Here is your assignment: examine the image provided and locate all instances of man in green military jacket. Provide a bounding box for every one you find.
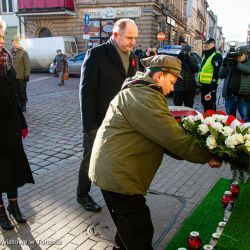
[89,55,221,250]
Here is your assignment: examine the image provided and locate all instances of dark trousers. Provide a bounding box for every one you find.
[225,95,250,122]
[17,80,27,107]
[101,190,154,250]
[77,131,97,199]
[173,91,196,108]
[201,85,217,111]
[0,189,18,205]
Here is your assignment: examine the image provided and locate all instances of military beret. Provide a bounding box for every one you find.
[140,55,182,79]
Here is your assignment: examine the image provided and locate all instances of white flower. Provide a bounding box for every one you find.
[244,133,250,141]
[225,136,237,149]
[193,115,202,122]
[234,133,244,144]
[211,121,224,132]
[182,116,195,123]
[206,135,217,150]
[204,117,215,125]
[222,126,234,137]
[198,124,209,135]
[225,133,244,149]
[212,114,227,124]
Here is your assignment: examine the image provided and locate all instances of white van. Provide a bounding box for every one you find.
[20,36,78,71]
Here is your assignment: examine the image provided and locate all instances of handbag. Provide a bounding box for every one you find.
[63,71,69,80]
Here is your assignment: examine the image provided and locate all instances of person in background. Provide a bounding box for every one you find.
[197,38,222,111]
[219,46,250,122]
[173,45,199,108]
[134,45,144,71]
[0,16,34,231]
[89,55,222,249]
[144,44,157,58]
[77,18,138,212]
[10,36,30,112]
[53,49,68,86]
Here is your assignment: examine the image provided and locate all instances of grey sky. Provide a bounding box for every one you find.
[206,0,249,42]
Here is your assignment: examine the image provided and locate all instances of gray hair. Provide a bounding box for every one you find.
[113,18,136,34]
[0,16,6,31]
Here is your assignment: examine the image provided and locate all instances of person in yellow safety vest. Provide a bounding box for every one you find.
[197,38,222,111]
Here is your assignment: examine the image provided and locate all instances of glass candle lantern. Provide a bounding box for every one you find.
[222,191,233,208]
[230,181,240,198]
[187,231,202,250]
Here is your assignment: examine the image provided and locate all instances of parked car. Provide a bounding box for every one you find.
[49,52,86,76]
[157,45,202,65]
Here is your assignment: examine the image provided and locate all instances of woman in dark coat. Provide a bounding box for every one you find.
[0,17,34,230]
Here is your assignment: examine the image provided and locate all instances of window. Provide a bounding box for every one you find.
[71,42,77,54]
[1,0,14,13]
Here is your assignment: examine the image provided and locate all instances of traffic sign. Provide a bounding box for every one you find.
[84,24,90,34]
[84,14,90,25]
[157,32,166,41]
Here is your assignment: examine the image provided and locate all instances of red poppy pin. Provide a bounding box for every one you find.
[131,57,136,68]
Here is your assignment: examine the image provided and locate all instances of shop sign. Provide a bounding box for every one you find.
[81,7,141,19]
[103,25,113,33]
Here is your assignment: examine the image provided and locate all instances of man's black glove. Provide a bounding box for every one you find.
[24,76,29,82]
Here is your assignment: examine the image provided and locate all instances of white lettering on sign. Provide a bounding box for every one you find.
[80,7,141,19]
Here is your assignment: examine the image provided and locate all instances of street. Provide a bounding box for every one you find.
[24,73,83,173]
[0,73,232,250]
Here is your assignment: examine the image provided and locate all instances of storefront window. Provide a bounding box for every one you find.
[88,19,115,47]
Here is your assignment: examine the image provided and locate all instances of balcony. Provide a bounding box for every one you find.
[17,0,75,16]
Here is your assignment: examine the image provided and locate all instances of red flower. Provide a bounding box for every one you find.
[204,110,216,117]
[216,110,226,115]
[131,57,136,68]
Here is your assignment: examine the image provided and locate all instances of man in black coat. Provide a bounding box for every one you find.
[77,18,138,212]
[173,45,199,108]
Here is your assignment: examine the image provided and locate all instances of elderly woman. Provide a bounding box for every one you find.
[0,17,34,230]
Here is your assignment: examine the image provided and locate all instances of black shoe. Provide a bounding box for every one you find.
[0,206,14,230]
[7,200,27,224]
[77,195,102,212]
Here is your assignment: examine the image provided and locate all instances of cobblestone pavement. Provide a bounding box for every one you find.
[0,73,233,250]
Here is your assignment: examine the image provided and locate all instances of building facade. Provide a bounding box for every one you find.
[16,0,223,54]
[1,0,24,49]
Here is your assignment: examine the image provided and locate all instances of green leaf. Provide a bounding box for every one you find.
[236,126,241,134]
[242,127,249,136]
[208,126,218,139]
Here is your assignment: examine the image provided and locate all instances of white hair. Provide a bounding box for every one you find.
[0,16,6,31]
[113,18,136,34]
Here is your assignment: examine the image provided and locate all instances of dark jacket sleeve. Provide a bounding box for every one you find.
[187,55,199,73]
[219,63,230,79]
[79,49,99,132]
[211,52,223,83]
[236,60,250,74]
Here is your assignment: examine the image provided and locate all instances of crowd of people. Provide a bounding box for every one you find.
[1,14,250,249]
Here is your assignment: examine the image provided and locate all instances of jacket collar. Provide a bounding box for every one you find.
[105,38,136,77]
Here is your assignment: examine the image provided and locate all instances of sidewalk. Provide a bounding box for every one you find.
[0,75,233,249]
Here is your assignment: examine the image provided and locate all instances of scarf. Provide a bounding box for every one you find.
[111,36,130,74]
[10,47,21,62]
[0,48,12,76]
